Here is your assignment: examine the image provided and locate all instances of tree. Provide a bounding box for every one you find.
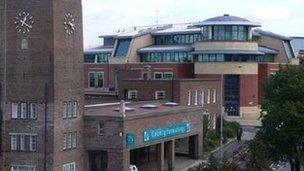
[257,66,304,171]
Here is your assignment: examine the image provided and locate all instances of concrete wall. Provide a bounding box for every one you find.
[194,41,259,51]
[127,34,154,63]
[195,62,258,75]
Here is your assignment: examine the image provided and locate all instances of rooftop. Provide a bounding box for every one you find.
[193,14,261,27]
[84,101,203,119]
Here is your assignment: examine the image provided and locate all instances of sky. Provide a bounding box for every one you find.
[82,0,304,49]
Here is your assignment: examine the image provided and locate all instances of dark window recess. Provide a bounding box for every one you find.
[114,39,131,57]
[155,34,202,45]
[84,52,110,63]
[103,37,115,46]
[224,75,240,116]
[89,151,108,171]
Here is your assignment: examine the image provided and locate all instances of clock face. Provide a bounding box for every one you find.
[14,11,34,34]
[64,13,76,35]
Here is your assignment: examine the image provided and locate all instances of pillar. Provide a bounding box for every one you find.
[157,142,165,171]
[189,133,203,159]
[166,140,175,171]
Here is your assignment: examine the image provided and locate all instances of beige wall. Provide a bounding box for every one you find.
[194,41,259,51]
[194,62,258,75]
[257,36,289,63]
[128,34,154,63]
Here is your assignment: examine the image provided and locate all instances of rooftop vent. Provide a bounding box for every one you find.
[163,102,179,106]
[141,104,158,109]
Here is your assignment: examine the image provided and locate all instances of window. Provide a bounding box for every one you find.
[30,135,37,151]
[63,132,77,150]
[11,134,17,150]
[187,90,191,106]
[10,133,37,152]
[114,38,131,57]
[11,165,35,171]
[11,103,19,119]
[72,102,78,117]
[12,102,38,120]
[63,101,77,119]
[20,103,27,119]
[63,162,76,171]
[212,89,217,103]
[30,103,37,119]
[224,75,240,116]
[207,89,211,104]
[89,72,104,88]
[155,91,166,100]
[194,90,198,106]
[200,90,205,106]
[163,72,173,80]
[20,135,26,151]
[154,72,163,79]
[128,90,138,100]
[63,102,67,119]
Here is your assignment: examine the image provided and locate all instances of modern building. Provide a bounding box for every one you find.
[84,101,204,171]
[291,37,304,64]
[0,0,86,170]
[84,14,297,121]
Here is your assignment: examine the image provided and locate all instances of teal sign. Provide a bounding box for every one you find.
[143,122,191,142]
[126,134,136,148]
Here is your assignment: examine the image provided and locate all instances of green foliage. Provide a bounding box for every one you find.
[257,66,304,168]
[247,138,272,170]
[188,156,238,171]
[203,118,242,152]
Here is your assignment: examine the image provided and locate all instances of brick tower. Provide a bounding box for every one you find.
[0,0,86,170]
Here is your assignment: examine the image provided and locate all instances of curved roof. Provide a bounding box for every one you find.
[193,14,261,27]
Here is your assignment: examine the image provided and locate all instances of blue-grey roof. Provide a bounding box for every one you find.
[291,37,304,55]
[193,14,261,27]
[85,46,113,53]
[254,29,292,41]
[190,50,264,55]
[138,45,194,53]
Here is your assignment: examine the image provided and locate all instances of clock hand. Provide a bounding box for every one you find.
[20,19,32,28]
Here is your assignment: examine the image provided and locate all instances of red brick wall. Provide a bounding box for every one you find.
[239,75,259,107]
[258,63,280,103]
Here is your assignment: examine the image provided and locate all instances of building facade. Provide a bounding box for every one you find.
[84,14,297,121]
[0,0,86,170]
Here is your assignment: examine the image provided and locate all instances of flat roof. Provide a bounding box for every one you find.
[84,101,203,119]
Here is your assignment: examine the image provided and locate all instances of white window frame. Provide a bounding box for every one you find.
[201,90,205,106]
[194,90,198,106]
[63,162,76,171]
[67,102,73,118]
[163,72,173,80]
[29,135,37,152]
[88,71,104,88]
[20,134,26,151]
[154,72,163,80]
[63,133,67,150]
[212,89,216,103]
[11,102,19,119]
[20,102,27,119]
[72,101,77,117]
[187,90,191,106]
[63,102,67,119]
[30,103,38,119]
[155,91,166,100]
[10,134,17,151]
[67,133,72,149]
[11,165,36,171]
[72,132,77,148]
[128,90,138,100]
[207,89,211,104]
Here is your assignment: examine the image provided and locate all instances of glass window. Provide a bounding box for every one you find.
[29,135,37,151]
[114,39,131,57]
[63,162,76,171]
[20,102,27,119]
[11,103,19,119]
[30,103,37,119]
[194,90,198,106]
[20,135,26,151]
[89,72,104,88]
[163,72,173,80]
[63,102,67,119]
[72,102,77,117]
[224,75,240,116]
[68,102,73,118]
[11,165,36,171]
[11,134,17,150]
[155,91,166,100]
[201,90,205,106]
[128,90,138,100]
[187,90,191,106]
[72,132,77,148]
[207,89,211,104]
[63,133,67,150]
[154,72,163,79]
[89,72,95,88]
[212,89,217,103]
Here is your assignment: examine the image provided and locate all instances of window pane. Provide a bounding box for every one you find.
[30,103,37,119]
[114,39,131,57]
[11,103,18,119]
[89,73,95,88]
[21,102,27,119]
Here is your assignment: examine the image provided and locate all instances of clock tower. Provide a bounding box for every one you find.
[0,0,86,170]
